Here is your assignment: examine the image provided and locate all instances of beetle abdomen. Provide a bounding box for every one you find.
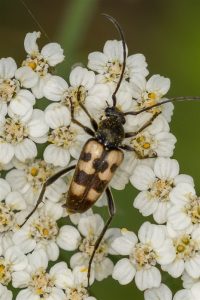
[66,138,124,213]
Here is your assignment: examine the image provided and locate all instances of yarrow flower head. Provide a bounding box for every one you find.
[23,31,64,99]
[0,25,197,300]
[6,158,67,205]
[112,222,175,291]
[130,157,194,224]
[0,57,37,118]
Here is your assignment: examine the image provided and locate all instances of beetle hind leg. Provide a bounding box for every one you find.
[87,187,115,287]
[20,165,76,227]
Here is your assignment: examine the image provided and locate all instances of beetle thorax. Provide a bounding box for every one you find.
[96,116,125,148]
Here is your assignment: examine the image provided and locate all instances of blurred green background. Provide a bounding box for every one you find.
[1,0,200,299]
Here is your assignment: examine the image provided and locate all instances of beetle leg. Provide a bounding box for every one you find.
[20,165,76,227]
[119,144,157,159]
[69,96,95,136]
[76,89,98,131]
[87,187,115,287]
[124,112,160,138]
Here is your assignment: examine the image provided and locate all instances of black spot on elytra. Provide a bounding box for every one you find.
[80,152,91,162]
[91,178,108,193]
[75,170,93,186]
[110,163,118,173]
[93,159,109,172]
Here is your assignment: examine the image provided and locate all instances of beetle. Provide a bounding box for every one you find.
[20,13,200,285]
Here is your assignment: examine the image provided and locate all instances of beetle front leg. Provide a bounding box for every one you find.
[69,97,95,136]
[20,165,76,227]
[124,112,160,139]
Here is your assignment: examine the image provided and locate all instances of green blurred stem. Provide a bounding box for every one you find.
[57,0,98,75]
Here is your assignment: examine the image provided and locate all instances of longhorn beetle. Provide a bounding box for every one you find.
[20,12,200,286]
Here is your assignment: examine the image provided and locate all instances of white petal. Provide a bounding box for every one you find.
[57,225,81,250]
[173,290,193,300]
[162,259,184,278]
[138,222,165,248]
[78,214,104,237]
[24,31,40,54]
[10,89,35,116]
[154,157,179,179]
[5,246,27,271]
[45,103,71,128]
[130,165,155,190]
[88,51,108,73]
[27,109,49,138]
[41,43,64,66]
[146,74,170,96]
[44,145,70,167]
[16,288,39,300]
[111,230,137,255]
[0,284,13,300]
[156,239,175,265]
[103,40,125,62]
[43,76,68,101]
[32,75,50,99]
[185,255,200,278]
[0,178,11,201]
[134,191,158,217]
[191,282,200,300]
[28,249,48,271]
[13,229,36,253]
[45,241,59,261]
[69,67,95,90]
[169,183,195,206]
[112,258,136,285]
[144,283,172,300]
[0,57,17,79]
[135,267,161,291]
[95,257,113,281]
[70,252,88,269]
[15,67,38,88]
[14,139,37,162]
[6,191,26,210]
[0,143,14,164]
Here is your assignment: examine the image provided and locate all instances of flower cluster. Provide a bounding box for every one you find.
[0,31,197,300]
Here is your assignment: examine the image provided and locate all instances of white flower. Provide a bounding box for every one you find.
[167,182,200,231]
[43,66,110,118]
[0,57,37,118]
[13,249,66,300]
[126,115,177,161]
[54,264,96,299]
[144,283,172,300]
[0,178,26,235]
[88,40,148,86]
[0,109,49,164]
[130,157,194,224]
[182,271,199,289]
[174,283,200,300]
[112,222,175,291]
[23,31,64,99]
[130,74,173,122]
[12,202,67,261]
[57,214,120,281]
[0,245,27,286]
[0,284,12,300]
[162,226,200,279]
[6,159,67,205]
[44,103,90,166]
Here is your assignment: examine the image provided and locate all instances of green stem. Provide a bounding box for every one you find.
[57,0,98,76]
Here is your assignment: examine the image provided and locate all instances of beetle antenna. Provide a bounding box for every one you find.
[123,96,200,116]
[19,0,50,42]
[102,14,126,107]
